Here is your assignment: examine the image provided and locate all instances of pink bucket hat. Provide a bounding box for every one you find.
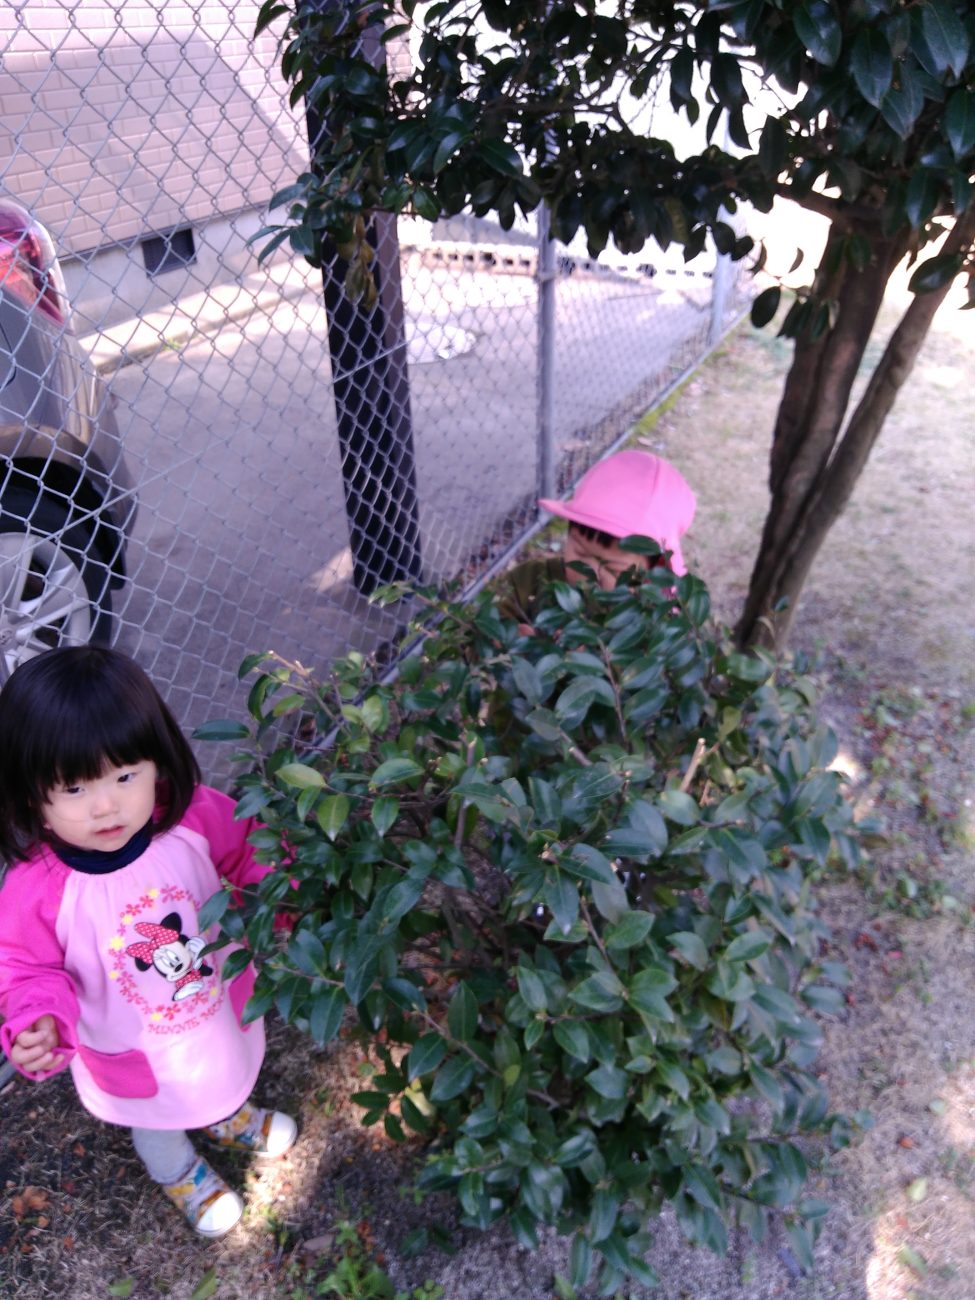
[539,450,696,575]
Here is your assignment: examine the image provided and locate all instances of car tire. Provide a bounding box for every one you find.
[0,486,114,682]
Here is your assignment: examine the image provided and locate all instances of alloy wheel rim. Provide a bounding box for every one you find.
[0,532,93,683]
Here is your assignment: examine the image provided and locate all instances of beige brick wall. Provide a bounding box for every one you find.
[0,1,309,254]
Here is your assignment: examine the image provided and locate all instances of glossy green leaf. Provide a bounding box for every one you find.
[850,29,893,107]
[370,756,424,787]
[944,89,975,158]
[658,790,700,826]
[908,251,963,293]
[480,138,523,176]
[371,795,399,837]
[277,761,325,790]
[316,794,350,841]
[197,888,231,931]
[192,719,250,742]
[569,1232,593,1288]
[750,285,781,328]
[629,965,677,1021]
[904,168,937,227]
[794,1,842,66]
[517,966,548,1012]
[570,970,625,1012]
[724,651,772,682]
[343,943,380,1005]
[447,981,480,1040]
[430,1055,477,1101]
[591,873,629,924]
[432,129,466,173]
[555,675,616,721]
[554,1020,591,1062]
[309,986,345,1045]
[605,911,654,950]
[920,0,969,78]
[407,1033,448,1080]
[800,983,845,1013]
[656,1058,690,1100]
[588,1187,620,1243]
[724,929,772,963]
[669,930,709,969]
[880,62,925,138]
[568,843,618,883]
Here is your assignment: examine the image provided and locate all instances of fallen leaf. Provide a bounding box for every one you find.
[298,1233,335,1256]
[897,1244,928,1277]
[897,1135,916,1149]
[190,1268,219,1300]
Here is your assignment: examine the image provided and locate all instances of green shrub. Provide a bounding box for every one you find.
[198,562,862,1293]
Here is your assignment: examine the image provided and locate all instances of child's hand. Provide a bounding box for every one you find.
[10,1015,63,1075]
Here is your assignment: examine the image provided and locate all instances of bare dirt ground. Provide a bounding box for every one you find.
[1,296,972,1300]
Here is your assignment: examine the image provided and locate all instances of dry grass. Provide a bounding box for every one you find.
[1,300,973,1300]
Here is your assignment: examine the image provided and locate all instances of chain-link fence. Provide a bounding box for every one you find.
[0,0,749,763]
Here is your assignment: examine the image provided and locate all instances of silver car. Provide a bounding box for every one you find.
[0,198,135,683]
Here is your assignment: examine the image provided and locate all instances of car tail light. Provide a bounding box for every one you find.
[0,199,66,324]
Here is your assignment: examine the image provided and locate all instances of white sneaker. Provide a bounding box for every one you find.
[201,1102,298,1158]
[161,1155,244,1237]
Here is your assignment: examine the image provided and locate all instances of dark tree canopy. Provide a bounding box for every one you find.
[261,0,975,645]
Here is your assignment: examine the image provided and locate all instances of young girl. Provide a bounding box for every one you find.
[0,646,296,1238]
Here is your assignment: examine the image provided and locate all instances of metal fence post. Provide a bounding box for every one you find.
[708,241,732,348]
[708,115,734,349]
[536,203,556,504]
[305,8,421,595]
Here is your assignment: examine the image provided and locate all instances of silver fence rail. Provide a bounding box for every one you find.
[0,0,750,763]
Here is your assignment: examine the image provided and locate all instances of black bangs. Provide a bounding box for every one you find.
[568,521,618,549]
[0,647,200,863]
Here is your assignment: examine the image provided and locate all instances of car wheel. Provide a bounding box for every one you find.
[0,487,113,683]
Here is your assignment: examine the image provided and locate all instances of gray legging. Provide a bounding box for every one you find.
[131,1126,197,1184]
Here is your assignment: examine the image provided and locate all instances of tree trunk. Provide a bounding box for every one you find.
[736,208,975,650]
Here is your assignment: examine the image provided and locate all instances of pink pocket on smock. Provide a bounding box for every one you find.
[77,1046,158,1098]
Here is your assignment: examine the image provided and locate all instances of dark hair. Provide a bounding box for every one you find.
[0,646,201,863]
[567,521,618,548]
[567,521,666,568]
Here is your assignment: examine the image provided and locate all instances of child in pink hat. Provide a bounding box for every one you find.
[502,449,696,624]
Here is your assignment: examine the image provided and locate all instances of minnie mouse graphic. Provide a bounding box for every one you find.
[125,912,214,1002]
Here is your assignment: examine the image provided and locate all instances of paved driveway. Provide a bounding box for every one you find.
[102,267,713,755]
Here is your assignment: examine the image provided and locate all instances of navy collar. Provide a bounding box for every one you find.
[49,820,154,874]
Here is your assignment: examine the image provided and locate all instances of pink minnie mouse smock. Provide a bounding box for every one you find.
[0,786,272,1129]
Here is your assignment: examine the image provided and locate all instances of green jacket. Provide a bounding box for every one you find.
[497,556,566,625]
